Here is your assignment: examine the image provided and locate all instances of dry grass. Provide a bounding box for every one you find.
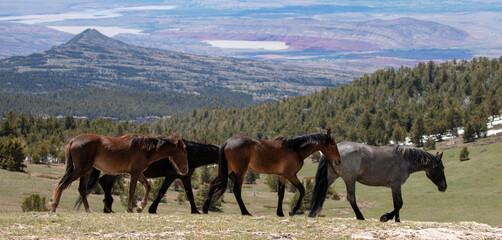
[1,212,501,239]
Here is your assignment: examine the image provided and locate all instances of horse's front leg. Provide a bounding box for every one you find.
[148,176,175,214]
[345,179,365,220]
[276,175,287,217]
[380,184,403,222]
[136,173,151,213]
[287,174,305,216]
[99,175,117,213]
[180,175,200,214]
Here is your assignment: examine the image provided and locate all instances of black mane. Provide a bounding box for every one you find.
[281,132,330,151]
[123,134,174,151]
[392,145,441,168]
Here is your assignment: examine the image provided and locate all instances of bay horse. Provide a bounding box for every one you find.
[76,139,219,214]
[203,129,341,216]
[309,141,447,222]
[50,133,188,213]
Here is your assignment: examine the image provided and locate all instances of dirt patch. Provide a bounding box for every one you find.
[35,174,59,180]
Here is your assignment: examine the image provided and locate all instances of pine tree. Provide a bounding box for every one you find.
[411,116,425,147]
[0,138,26,172]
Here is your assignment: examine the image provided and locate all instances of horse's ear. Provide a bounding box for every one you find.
[439,152,444,159]
[326,128,332,137]
[172,133,182,147]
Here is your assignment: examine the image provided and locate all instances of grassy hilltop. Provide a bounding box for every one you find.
[1,136,501,239]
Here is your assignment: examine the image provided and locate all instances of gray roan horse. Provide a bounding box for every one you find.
[309,141,447,222]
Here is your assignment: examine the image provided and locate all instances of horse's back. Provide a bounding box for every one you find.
[336,141,406,187]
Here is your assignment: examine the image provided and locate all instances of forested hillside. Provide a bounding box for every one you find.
[157,57,501,145]
[0,88,252,120]
[1,57,501,169]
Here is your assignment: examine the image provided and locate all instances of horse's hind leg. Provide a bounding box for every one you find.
[287,174,305,216]
[233,173,252,216]
[148,176,175,214]
[136,173,151,213]
[78,172,92,213]
[127,174,139,212]
[50,170,83,212]
[276,175,287,217]
[380,185,403,222]
[345,180,365,220]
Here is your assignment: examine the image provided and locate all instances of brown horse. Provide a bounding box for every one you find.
[50,133,188,213]
[203,129,341,216]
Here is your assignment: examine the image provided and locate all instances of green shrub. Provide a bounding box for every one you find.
[195,183,222,212]
[244,170,260,184]
[21,194,49,212]
[266,174,278,192]
[177,191,187,205]
[327,186,340,200]
[288,178,314,214]
[460,146,470,161]
[424,138,436,150]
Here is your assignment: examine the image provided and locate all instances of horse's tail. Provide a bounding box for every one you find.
[55,141,75,192]
[211,142,229,200]
[308,155,330,217]
[74,167,101,209]
[203,142,228,213]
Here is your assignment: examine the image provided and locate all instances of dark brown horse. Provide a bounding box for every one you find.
[203,129,341,216]
[50,133,188,213]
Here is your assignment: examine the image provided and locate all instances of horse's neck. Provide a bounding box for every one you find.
[299,144,321,160]
[408,162,426,174]
[188,146,219,168]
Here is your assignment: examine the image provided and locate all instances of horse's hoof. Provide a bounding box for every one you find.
[289,211,296,216]
[357,217,365,221]
[277,213,285,217]
[127,209,134,213]
[242,212,252,216]
[191,210,201,214]
[85,209,93,213]
[136,207,143,213]
[380,215,389,222]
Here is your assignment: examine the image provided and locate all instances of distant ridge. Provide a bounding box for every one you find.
[0,29,349,101]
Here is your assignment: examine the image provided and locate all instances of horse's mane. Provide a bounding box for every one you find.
[123,134,175,151]
[183,138,219,150]
[392,145,441,168]
[281,132,330,150]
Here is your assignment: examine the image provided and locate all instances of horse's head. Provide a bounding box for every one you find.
[319,129,342,165]
[425,152,447,192]
[163,134,189,175]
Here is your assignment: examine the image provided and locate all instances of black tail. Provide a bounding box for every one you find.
[203,142,228,213]
[308,155,330,217]
[74,168,101,209]
[211,142,229,200]
[56,141,75,192]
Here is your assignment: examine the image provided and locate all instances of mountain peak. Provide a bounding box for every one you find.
[61,28,129,49]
